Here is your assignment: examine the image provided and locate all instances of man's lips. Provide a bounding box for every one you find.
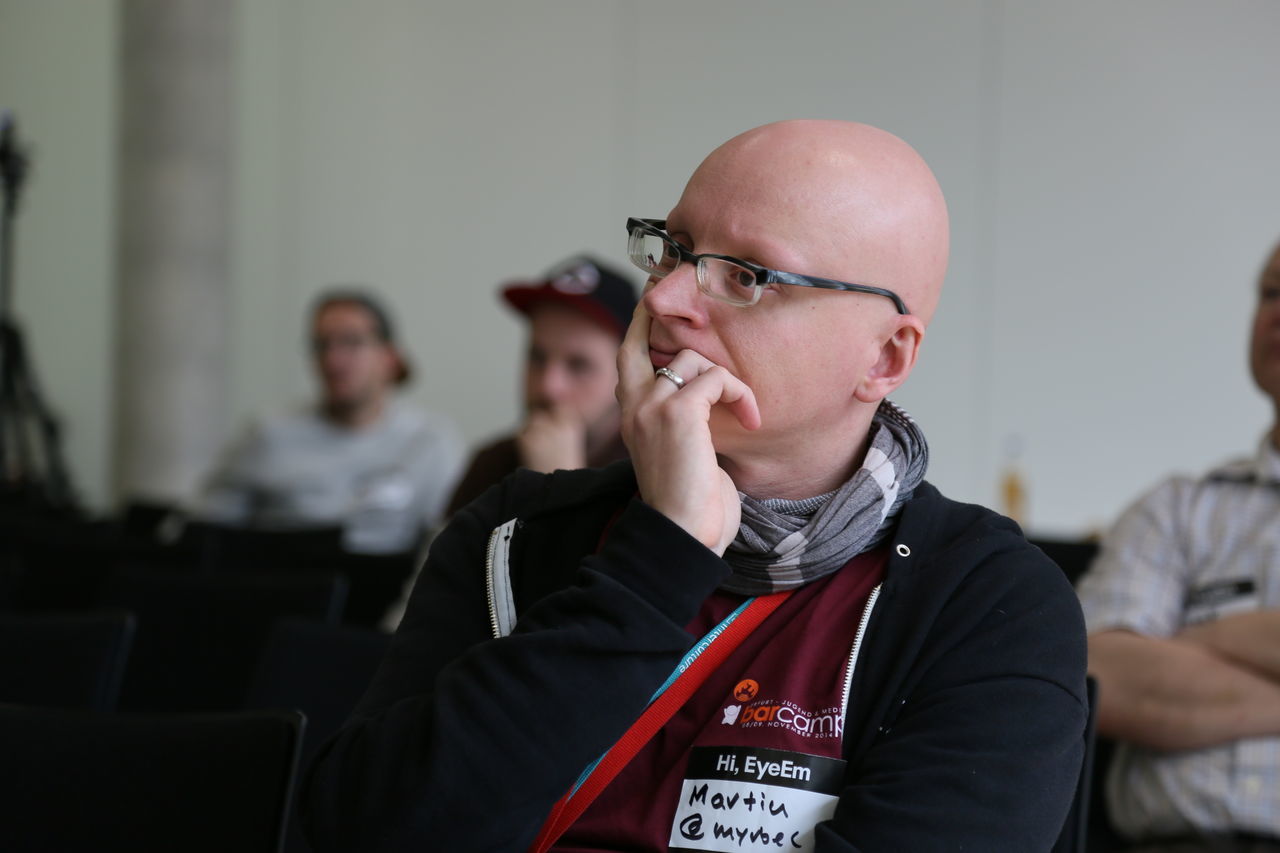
[648,347,676,368]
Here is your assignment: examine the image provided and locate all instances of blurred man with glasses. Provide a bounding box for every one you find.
[197,289,464,554]
[445,257,638,516]
[305,121,1086,851]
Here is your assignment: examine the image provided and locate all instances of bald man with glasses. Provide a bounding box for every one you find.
[303,121,1087,852]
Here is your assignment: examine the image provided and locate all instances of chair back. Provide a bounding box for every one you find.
[207,529,418,628]
[0,610,135,711]
[105,570,347,711]
[246,618,391,745]
[245,619,393,852]
[230,549,418,628]
[184,522,345,572]
[1030,537,1101,587]
[0,704,304,853]
[1052,674,1099,853]
[1,514,122,611]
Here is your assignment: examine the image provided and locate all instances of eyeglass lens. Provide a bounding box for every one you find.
[311,334,378,355]
[628,226,761,306]
[628,230,679,277]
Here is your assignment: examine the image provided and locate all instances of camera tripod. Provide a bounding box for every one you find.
[0,111,76,511]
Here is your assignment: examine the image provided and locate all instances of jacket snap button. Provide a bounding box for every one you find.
[895,544,911,557]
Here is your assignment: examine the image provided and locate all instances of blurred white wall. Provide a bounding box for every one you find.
[1,0,1278,535]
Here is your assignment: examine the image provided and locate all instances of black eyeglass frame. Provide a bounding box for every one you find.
[626,217,910,315]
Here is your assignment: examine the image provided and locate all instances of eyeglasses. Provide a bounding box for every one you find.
[310,333,382,356]
[625,217,909,314]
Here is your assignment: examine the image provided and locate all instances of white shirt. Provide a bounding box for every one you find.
[197,399,464,553]
[1077,436,1280,840]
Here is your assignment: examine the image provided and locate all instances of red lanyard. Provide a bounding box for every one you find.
[527,589,792,853]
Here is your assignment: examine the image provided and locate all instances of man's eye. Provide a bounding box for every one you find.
[724,266,757,291]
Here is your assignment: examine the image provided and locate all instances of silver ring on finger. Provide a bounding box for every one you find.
[655,367,686,390]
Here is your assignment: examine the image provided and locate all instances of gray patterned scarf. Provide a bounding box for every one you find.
[722,400,928,595]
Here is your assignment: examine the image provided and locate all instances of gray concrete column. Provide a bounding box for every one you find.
[113,0,232,503]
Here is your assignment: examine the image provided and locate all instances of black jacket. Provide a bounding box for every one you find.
[302,461,1088,852]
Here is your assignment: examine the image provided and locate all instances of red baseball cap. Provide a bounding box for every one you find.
[501,256,638,339]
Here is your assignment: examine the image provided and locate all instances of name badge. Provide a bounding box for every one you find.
[669,746,846,852]
[1185,578,1257,625]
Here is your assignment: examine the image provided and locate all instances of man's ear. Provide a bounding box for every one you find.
[854,317,924,403]
[381,344,407,386]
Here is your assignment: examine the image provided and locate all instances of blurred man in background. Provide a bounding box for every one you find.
[198,288,463,553]
[1079,239,1280,850]
[445,256,637,514]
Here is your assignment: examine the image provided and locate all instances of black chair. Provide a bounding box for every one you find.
[1031,537,1101,587]
[246,618,391,746]
[245,619,393,852]
[120,497,184,540]
[1087,732,1134,852]
[199,522,418,628]
[1053,675,1100,853]
[105,570,348,712]
[244,549,419,628]
[0,542,20,610]
[0,610,135,711]
[0,514,124,611]
[184,522,346,572]
[0,704,304,853]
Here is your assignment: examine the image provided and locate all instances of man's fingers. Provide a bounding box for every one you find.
[710,370,762,431]
[682,365,761,431]
[618,305,761,432]
[645,352,761,432]
[547,401,586,430]
[616,300,654,395]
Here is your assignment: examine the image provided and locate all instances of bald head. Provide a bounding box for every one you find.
[640,120,948,489]
[677,120,949,323]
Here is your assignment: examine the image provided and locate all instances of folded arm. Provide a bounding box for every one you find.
[1088,628,1280,751]
[1177,610,1280,680]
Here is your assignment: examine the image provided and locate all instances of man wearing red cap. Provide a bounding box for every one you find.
[446,256,638,515]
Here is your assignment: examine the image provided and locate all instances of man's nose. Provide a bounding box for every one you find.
[535,364,571,401]
[642,262,708,327]
[318,348,346,373]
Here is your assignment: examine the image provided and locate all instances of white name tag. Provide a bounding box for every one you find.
[1185,578,1258,625]
[669,746,846,852]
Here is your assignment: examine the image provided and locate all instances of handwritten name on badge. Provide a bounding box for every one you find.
[668,746,846,852]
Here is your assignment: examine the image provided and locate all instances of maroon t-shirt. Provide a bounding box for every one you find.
[554,547,887,852]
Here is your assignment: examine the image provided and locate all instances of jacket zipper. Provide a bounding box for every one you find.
[841,583,881,726]
[485,518,522,639]
[485,525,503,639]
